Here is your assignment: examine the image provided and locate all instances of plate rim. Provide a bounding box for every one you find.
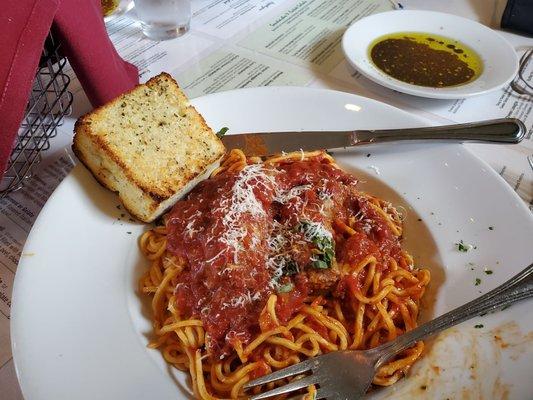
[10,86,533,400]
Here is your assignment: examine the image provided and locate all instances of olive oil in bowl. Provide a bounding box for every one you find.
[369,32,483,88]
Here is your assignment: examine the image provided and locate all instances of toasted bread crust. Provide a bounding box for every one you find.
[72,73,226,222]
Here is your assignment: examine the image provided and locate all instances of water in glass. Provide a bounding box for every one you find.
[134,0,191,40]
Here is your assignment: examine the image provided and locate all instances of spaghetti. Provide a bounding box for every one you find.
[139,149,430,399]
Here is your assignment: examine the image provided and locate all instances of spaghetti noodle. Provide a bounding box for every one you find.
[139,149,430,399]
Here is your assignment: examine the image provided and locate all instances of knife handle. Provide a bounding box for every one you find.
[353,118,526,145]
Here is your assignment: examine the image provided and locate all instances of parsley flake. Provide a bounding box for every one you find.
[455,240,471,252]
[216,127,229,138]
[475,278,481,286]
[474,324,484,329]
[484,269,493,275]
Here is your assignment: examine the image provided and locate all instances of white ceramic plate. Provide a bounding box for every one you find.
[342,10,519,99]
[11,87,533,400]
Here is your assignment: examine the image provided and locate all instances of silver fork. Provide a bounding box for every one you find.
[244,263,533,400]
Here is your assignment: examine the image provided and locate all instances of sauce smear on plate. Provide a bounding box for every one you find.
[369,32,482,87]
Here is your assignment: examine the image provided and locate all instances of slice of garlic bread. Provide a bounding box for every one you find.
[72,72,225,222]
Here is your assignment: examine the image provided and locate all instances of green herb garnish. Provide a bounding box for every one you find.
[297,221,335,269]
[283,260,299,276]
[475,278,481,286]
[216,127,229,138]
[484,269,493,275]
[474,324,484,328]
[278,282,294,293]
[455,240,471,252]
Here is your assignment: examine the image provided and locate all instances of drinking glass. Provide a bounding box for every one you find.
[133,0,191,41]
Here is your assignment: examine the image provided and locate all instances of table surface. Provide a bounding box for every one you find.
[0,0,531,399]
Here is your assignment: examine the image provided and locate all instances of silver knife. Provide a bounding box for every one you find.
[220,118,526,157]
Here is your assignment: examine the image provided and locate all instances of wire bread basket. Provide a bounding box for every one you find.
[0,31,73,197]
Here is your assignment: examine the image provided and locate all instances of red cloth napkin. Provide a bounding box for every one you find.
[53,0,139,106]
[0,0,139,179]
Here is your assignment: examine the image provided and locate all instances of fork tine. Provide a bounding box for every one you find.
[243,359,314,389]
[248,375,318,400]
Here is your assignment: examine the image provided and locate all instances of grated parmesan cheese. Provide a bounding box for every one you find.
[211,164,277,264]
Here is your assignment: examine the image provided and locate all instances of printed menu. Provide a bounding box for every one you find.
[239,0,392,73]
[178,47,313,97]
[0,0,531,397]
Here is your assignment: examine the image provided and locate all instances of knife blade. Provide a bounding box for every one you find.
[220,118,525,157]
[221,131,355,157]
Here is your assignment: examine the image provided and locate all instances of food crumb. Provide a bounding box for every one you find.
[455,240,472,252]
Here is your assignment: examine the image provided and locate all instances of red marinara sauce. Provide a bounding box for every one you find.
[164,155,404,357]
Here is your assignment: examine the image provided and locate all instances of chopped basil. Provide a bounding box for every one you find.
[296,221,335,269]
[313,245,335,269]
[312,259,329,269]
[278,282,294,293]
[216,127,229,138]
[283,260,299,276]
